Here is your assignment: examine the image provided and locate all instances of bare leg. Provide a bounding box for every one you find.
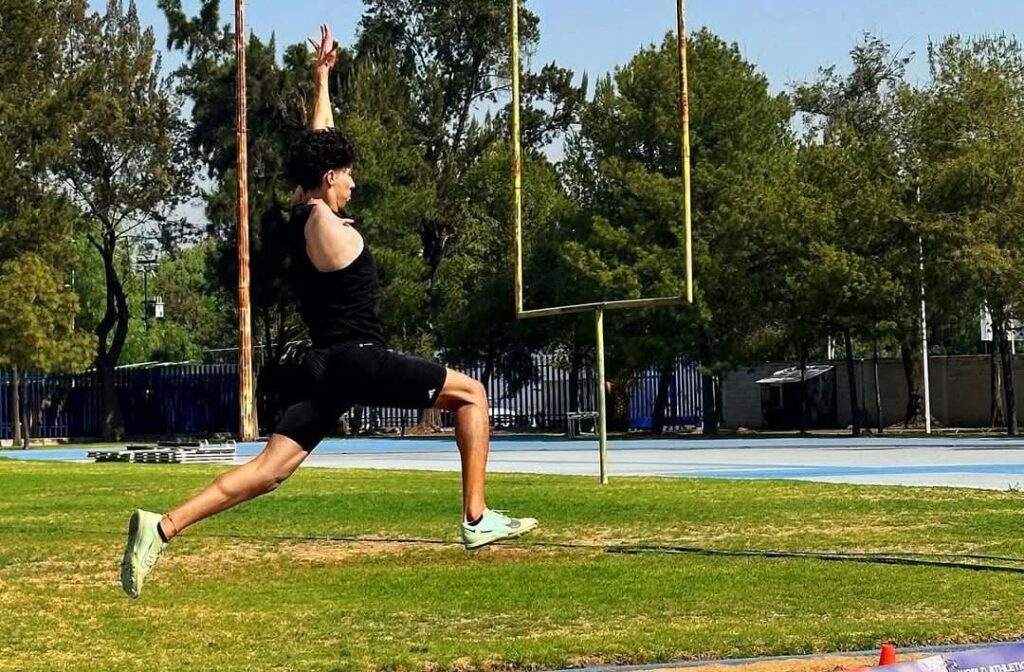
[434,369,489,521]
[159,434,309,541]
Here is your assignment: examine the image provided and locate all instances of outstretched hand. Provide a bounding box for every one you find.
[308,23,338,73]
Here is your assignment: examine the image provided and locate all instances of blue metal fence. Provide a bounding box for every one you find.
[0,366,237,439]
[628,361,704,429]
[0,370,72,439]
[0,357,701,439]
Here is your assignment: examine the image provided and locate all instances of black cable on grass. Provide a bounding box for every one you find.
[17,527,1024,575]
[603,545,1024,575]
[232,532,1024,568]
[178,532,1024,575]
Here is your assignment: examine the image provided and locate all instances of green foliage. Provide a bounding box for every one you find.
[434,145,567,385]
[41,0,199,438]
[7,0,1022,439]
[353,0,585,354]
[0,0,86,189]
[337,108,435,352]
[110,242,235,364]
[791,35,916,353]
[916,35,1024,315]
[911,34,1024,432]
[161,1,308,363]
[161,0,584,371]
[0,0,97,376]
[563,30,798,384]
[0,253,94,372]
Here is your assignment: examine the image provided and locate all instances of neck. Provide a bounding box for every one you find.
[304,189,340,212]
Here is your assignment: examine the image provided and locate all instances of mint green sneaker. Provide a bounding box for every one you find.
[120,509,167,599]
[461,508,538,550]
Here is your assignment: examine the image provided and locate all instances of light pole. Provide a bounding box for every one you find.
[138,257,158,331]
[919,237,931,434]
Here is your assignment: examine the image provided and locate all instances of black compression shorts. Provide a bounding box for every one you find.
[274,341,448,451]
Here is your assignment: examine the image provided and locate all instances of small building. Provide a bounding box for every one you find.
[756,365,837,430]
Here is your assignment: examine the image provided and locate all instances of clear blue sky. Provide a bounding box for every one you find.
[106,0,1023,92]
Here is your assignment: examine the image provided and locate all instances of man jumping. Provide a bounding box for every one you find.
[119,24,537,599]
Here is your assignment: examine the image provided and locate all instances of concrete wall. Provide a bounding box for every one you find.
[722,355,1023,430]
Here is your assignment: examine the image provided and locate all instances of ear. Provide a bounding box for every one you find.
[322,169,336,189]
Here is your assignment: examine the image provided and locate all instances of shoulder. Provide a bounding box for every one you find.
[303,202,346,239]
[304,201,334,225]
[303,203,363,272]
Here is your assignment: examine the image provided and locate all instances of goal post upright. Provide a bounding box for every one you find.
[510,0,695,482]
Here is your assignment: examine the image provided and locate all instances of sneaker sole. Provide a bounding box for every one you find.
[120,510,141,599]
[464,521,539,550]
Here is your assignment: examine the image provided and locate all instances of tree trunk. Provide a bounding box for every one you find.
[993,312,1018,436]
[350,405,363,436]
[900,340,925,427]
[568,346,582,414]
[873,341,883,434]
[701,372,718,435]
[1006,349,1018,437]
[96,355,123,441]
[991,339,1005,428]
[714,373,724,429]
[11,366,24,449]
[606,378,631,432]
[844,329,861,437]
[480,353,494,392]
[94,237,128,440]
[651,363,674,434]
[799,351,808,434]
[256,307,276,434]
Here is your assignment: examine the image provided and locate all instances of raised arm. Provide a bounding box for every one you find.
[308,23,338,130]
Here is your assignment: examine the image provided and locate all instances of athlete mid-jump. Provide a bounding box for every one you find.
[120,24,537,599]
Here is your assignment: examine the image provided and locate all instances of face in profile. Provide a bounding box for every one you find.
[328,166,355,209]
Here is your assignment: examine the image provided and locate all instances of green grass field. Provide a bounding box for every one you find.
[3,460,1024,672]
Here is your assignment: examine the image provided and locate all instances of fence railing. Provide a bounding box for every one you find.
[0,357,702,440]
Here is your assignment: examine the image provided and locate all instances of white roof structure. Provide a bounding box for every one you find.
[756,365,834,385]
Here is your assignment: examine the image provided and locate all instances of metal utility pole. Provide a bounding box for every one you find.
[676,0,693,303]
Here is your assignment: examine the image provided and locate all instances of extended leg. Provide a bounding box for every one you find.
[120,396,335,598]
[159,434,309,540]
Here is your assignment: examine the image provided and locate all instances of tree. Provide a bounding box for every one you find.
[562,30,799,433]
[58,1,196,439]
[0,253,95,447]
[354,0,586,341]
[914,35,1024,435]
[0,0,97,445]
[161,0,338,429]
[107,241,235,364]
[159,1,585,431]
[793,36,921,433]
[434,144,569,399]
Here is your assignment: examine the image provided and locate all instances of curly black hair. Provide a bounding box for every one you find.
[285,129,357,190]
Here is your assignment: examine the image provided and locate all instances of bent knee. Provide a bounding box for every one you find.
[468,378,487,404]
[437,372,487,410]
[458,376,487,406]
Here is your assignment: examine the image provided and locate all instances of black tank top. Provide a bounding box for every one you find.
[286,204,386,347]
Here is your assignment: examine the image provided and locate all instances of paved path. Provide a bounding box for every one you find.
[8,435,1024,490]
